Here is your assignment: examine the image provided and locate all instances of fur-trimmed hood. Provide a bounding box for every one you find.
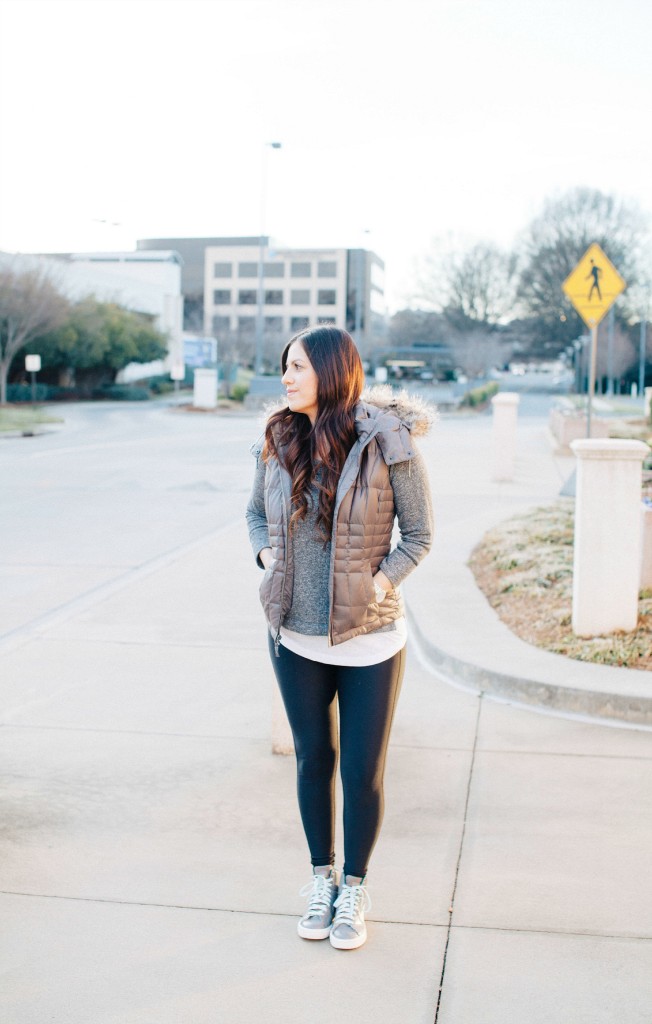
[253,384,436,463]
[357,385,437,438]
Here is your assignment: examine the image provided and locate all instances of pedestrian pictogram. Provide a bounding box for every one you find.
[562,243,626,328]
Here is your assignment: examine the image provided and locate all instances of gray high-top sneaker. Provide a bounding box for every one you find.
[297,867,340,940]
[329,875,372,950]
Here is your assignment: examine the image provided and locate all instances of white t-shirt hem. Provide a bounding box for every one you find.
[273,618,407,667]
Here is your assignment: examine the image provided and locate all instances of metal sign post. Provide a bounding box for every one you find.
[587,325,598,439]
[25,354,41,405]
[562,243,626,438]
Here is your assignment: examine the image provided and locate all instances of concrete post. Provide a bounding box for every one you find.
[491,392,520,481]
[272,685,294,755]
[193,368,218,409]
[570,439,649,636]
[641,502,652,591]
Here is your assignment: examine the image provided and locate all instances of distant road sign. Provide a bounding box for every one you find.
[183,337,217,368]
[562,243,626,327]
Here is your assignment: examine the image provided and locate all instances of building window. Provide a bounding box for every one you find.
[213,289,231,305]
[291,315,310,331]
[317,317,336,325]
[237,316,255,336]
[290,289,310,304]
[318,290,336,305]
[265,290,283,305]
[291,262,311,277]
[212,316,230,334]
[318,261,337,277]
[213,262,232,278]
[264,316,283,332]
[264,262,284,277]
[238,262,258,277]
[238,290,257,304]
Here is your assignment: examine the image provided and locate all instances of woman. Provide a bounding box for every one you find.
[245,326,434,951]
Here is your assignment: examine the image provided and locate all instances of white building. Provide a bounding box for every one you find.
[6,249,185,381]
[60,251,184,379]
[201,238,385,368]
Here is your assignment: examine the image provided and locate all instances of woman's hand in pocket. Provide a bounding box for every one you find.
[372,569,391,603]
[259,547,274,570]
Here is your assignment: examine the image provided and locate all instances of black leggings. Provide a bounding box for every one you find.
[267,633,406,879]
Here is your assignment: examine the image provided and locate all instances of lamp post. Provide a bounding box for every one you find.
[354,228,370,349]
[639,298,649,405]
[254,141,282,376]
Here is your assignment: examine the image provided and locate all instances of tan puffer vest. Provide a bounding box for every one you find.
[254,389,434,649]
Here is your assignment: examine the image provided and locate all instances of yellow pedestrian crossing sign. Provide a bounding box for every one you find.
[562,243,626,327]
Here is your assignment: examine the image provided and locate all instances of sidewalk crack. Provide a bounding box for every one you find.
[434,691,483,1023]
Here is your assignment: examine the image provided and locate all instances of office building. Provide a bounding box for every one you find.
[138,236,386,363]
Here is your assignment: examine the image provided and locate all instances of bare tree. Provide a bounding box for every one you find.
[444,244,518,327]
[415,240,518,328]
[388,309,447,346]
[516,187,650,350]
[447,326,511,379]
[595,321,636,385]
[0,261,69,403]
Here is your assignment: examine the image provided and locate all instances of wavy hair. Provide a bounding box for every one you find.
[263,326,364,541]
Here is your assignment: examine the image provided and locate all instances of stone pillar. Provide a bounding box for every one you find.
[272,684,294,755]
[641,502,652,591]
[570,439,649,636]
[491,392,520,481]
[193,368,218,409]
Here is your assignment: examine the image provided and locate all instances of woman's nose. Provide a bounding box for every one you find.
[282,370,291,384]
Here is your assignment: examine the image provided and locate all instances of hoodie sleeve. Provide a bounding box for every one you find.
[245,452,271,568]
[378,444,434,587]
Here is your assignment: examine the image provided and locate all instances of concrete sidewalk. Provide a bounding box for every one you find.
[409,413,652,725]
[1,407,651,1023]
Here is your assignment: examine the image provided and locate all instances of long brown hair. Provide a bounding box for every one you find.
[263,326,364,541]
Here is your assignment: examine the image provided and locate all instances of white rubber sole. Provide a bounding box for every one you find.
[329,926,367,950]
[297,922,332,940]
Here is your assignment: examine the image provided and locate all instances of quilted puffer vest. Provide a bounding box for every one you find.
[254,399,419,648]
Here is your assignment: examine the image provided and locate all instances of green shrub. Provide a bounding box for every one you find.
[148,378,175,395]
[7,383,52,402]
[92,385,151,401]
[461,381,500,408]
[231,383,249,402]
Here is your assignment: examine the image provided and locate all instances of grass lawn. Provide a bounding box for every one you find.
[0,405,64,433]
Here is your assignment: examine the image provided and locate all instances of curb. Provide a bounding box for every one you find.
[0,427,64,440]
[407,606,652,729]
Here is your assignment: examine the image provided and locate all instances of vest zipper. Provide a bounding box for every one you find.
[274,463,291,658]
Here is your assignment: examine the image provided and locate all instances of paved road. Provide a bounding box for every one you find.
[1,398,650,1024]
[1,400,257,641]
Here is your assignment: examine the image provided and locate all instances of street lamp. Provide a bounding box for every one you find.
[354,228,370,349]
[254,141,282,376]
[639,297,649,405]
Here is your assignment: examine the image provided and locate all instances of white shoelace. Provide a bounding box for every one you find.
[298,874,335,918]
[332,883,372,929]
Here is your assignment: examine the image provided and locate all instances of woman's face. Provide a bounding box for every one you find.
[282,341,319,424]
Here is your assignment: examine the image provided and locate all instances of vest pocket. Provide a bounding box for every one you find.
[259,566,274,614]
[362,562,377,606]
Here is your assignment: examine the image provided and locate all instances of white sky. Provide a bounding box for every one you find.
[1,0,651,311]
